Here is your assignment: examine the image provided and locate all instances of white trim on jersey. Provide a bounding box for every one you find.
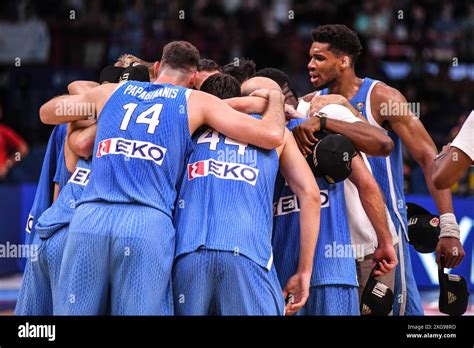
[364,81,386,133]
[185,88,192,101]
[385,156,408,239]
[397,226,407,316]
[266,251,273,271]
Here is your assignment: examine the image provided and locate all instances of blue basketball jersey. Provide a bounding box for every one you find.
[54,145,73,190]
[78,81,193,217]
[272,119,358,287]
[25,125,67,244]
[320,78,407,238]
[335,77,422,315]
[35,159,91,240]
[174,115,279,270]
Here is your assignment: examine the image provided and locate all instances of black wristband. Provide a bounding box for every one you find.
[319,116,327,131]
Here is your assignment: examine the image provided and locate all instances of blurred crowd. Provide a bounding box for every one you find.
[0,0,472,194]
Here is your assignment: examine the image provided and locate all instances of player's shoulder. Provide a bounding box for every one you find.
[187,89,222,108]
[371,81,406,103]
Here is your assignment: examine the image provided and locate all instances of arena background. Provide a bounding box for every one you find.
[0,0,472,315]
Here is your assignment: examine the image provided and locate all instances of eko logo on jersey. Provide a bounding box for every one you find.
[188,159,259,186]
[68,167,91,186]
[96,137,167,165]
[273,190,329,217]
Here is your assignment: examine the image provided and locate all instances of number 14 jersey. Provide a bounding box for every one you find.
[78,81,194,217]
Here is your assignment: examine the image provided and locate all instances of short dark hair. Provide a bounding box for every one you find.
[311,25,362,65]
[161,41,200,71]
[222,58,256,84]
[200,73,241,99]
[198,58,222,72]
[253,68,290,89]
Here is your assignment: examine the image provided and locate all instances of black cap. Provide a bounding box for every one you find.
[438,256,469,316]
[306,132,357,184]
[406,203,440,253]
[119,65,150,82]
[99,66,125,84]
[360,265,394,316]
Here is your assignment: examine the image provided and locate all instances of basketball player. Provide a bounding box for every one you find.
[15,135,91,315]
[253,68,299,108]
[173,76,320,316]
[195,58,222,89]
[15,124,66,315]
[16,63,150,316]
[293,24,464,315]
[273,105,398,316]
[39,41,286,315]
[222,57,257,84]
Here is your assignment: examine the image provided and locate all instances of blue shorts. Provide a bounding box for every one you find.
[393,227,424,315]
[15,227,68,316]
[173,249,285,315]
[55,202,175,315]
[299,285,360,316]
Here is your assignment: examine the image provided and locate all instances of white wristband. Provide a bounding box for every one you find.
[439,213,460,239]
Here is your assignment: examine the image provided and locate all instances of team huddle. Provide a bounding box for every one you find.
[16,24,469,316]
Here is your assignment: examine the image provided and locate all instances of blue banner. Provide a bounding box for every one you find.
[1,186,473,290]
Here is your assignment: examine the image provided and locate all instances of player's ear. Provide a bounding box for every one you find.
[341,56,350,70]
[189,71,198,89]
[153,61,160,77]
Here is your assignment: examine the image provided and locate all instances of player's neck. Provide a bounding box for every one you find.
[327,71,363,101]
[154,75,185,87]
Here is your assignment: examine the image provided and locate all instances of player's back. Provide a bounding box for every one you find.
[272,119,358,288]
[174,115,279,270]
[36,159,91,239]
[79,81,193,217]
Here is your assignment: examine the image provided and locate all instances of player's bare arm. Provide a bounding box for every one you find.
[433,144,473,190]
[224,96,267,115]
[53,182,60,202]
[67,120,97,160]
[40,83,118,125]
[279,130,321,315]
[68,80,100,95]
[188,89,285,150]
[348,155,398,276]
[292,115,393,157]
[371,83,465,269]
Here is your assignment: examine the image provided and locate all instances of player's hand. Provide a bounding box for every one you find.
[309,94,348,116]
[292,118,321,156]
[284,104,305,120]
[372,243,398,277]
[436,237,465,269]
[283,272,311,315]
